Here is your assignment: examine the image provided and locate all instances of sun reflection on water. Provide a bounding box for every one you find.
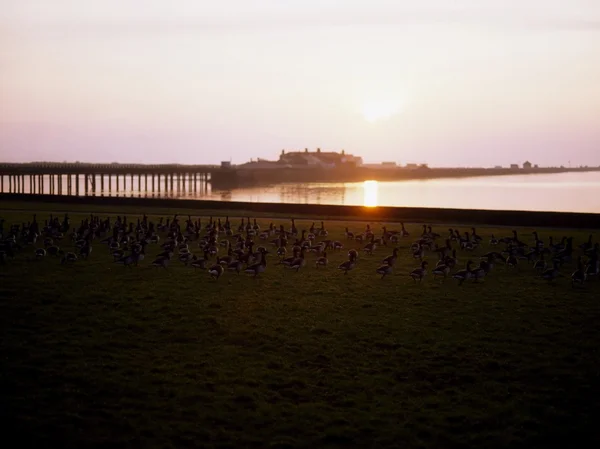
[363,180,378,207]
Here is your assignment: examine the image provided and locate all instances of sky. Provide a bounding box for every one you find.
[1,0,600,167]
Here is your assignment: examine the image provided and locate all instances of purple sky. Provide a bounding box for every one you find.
[1,0,600,167]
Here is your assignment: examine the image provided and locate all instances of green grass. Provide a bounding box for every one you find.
[1,204,599,449]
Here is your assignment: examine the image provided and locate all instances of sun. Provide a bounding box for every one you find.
[361,98,403,123]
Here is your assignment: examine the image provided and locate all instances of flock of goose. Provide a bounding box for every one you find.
[1,213,598,288]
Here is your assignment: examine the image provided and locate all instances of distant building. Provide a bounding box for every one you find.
[220,161,232,168]
[523,161,532,169]
[494,165,503,169]
[238,160,283,169]
[510,164,519,170]
[278,148,363,168]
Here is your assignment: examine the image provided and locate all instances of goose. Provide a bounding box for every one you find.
[35,248,46,258]
[470,228,482,244]
[208,244,219,257]
[427,226,440,239]
[226,259,243,274]
[279,248,299,267]
[410,261,428,282]
[288,248,306,272]
[190,252,209,270]
[316,251,328,268]
[445,250,458,268]
[471,262,487,283]
[412,244,424,260]
[151,257,170,269]
[332,241,343,251]
[520,249,539,263]
[348,249,358,261]
[115,252,137,268]
[461,232,476,251]
[80,242,92,259]
[208,263,224,280]
[276,242,287,258]
[217,245,235,265]
[376,263,393,279]
[47,245,60,256]
[60,252,78,264]
[532,231,544,250]
[245,251,267,277]
[571,256,586,288]
[533,253,546,272]
[489,234,499,246]
[112,249,125,261]
[319,222,328,237]
[400,223,409,237]
[585,254,599,278]
[363,236,377,255]
[179,252,195,265]
[480,255,494,273]
[585,242,599,257]
[505,254,518,268]
[432,263,450,280]
[541,261,560,282]
[338,253,357,275]
[453,261,473,285]
[579,234,593,252]
[156,249,174,260]
[135,244,146,264]
[382,247,399,266]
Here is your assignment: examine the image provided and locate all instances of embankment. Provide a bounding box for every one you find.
[1,193,599,229]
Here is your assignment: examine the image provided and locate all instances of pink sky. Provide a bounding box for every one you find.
[1,0,600,167]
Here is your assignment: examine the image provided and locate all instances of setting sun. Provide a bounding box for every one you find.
[363,180,379,207]
[361,99,402,123]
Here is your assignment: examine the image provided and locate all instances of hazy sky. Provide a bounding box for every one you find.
[1,0,600,166]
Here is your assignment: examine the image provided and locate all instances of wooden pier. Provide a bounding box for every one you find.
[0,163,233,196]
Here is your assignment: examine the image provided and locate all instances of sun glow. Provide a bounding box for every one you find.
[363,180,379,207]
[362,100,402,123]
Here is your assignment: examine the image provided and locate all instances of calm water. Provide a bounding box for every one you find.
[2,171,600,213]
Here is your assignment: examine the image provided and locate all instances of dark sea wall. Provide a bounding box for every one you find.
[1,193,599,229]
[222,166,600,187]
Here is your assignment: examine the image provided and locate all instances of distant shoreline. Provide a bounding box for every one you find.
[223,165,600,187]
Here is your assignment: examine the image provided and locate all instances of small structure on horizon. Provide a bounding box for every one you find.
[278,148,363,168]
[523,161,532,169]
[510,164,519,170]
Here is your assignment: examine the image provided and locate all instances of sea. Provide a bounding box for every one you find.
[4,171,600,214]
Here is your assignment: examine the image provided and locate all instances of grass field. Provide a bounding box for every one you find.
[1,203,599,449]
